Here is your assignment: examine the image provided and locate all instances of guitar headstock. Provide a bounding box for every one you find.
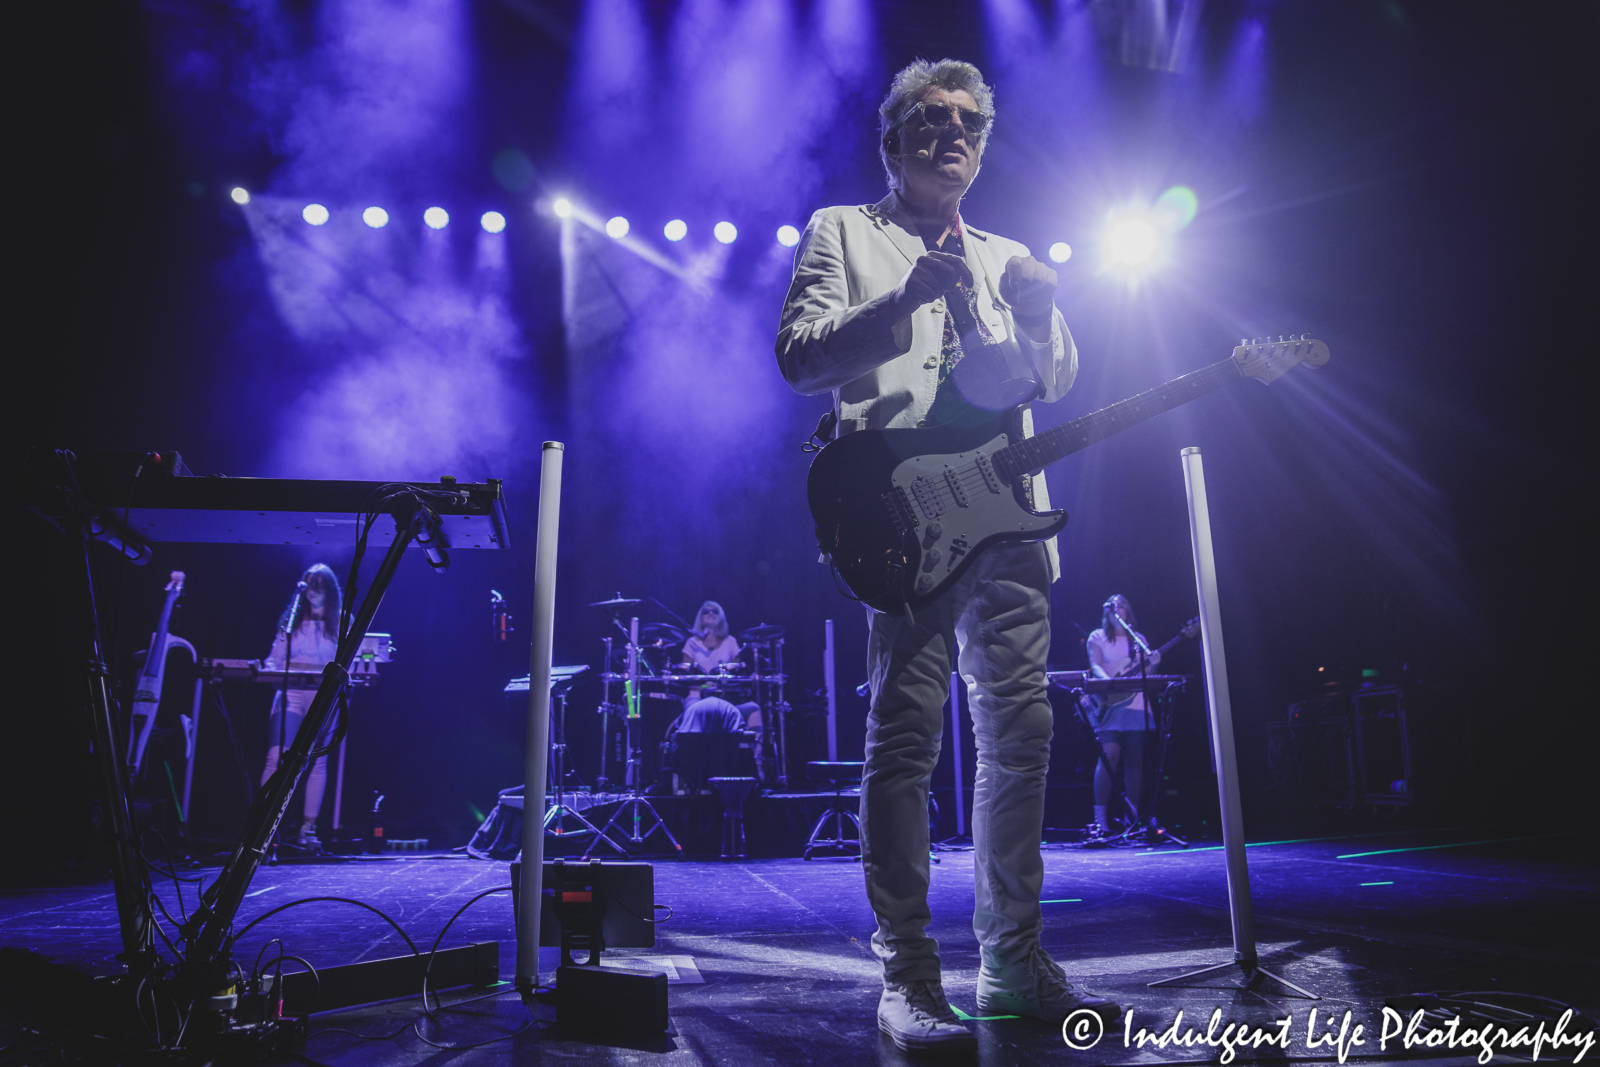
[166,571,186,592]
[1232,335,1330,384]
[1181,616,1201,639]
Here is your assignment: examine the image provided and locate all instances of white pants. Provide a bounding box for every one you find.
[861,541,1053,984]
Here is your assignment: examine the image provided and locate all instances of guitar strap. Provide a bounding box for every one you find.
[801,409,837,452]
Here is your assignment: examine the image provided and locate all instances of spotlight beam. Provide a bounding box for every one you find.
[560,201,691,282]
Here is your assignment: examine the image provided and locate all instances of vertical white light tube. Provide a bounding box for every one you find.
[515,441,564,993]
[1181,446,1256,963]
[949,671,966,837]
[824,619,837,762]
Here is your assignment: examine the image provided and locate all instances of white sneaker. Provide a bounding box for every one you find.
[976,947,1120,1023]
[878,979,978,1053]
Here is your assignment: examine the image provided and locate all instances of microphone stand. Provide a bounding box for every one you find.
[1111,620,1155,840]
[271,582,305,861]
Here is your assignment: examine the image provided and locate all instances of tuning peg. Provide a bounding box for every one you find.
[1277,334,1284,343]
[1240,338,1248,346]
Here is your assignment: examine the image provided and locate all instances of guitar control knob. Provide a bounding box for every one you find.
[922,549,942,572]
[926,522,942,540]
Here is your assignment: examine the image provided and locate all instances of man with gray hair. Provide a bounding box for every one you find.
[777,59,1119,1052]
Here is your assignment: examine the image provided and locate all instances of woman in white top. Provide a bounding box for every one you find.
[679,601,741,672]
[677,600,762,743]
[1085,594,1160,835]
[261,563,341,849]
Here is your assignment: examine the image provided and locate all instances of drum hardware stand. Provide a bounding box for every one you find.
[585,616,683,860]
[544,676,623,851]
[772,635,790,788]
[743,629,791,788]
[589,596,641,791]
[596,635,614,790]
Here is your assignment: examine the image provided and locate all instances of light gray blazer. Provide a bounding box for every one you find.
[776,192,1078,579]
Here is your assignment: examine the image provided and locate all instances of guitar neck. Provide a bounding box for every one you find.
[1154,632,1185,657]
[994,357,1243,482]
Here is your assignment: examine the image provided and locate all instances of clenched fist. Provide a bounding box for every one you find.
[896,251,973,310]
[999,255,1057,321]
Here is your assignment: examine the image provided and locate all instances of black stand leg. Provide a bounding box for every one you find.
[1149,954,1320,999]
[69,516,157,977]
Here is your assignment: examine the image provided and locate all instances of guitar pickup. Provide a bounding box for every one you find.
[943,467,969,508]
[911,476,945,519]
[975,453,1004,494]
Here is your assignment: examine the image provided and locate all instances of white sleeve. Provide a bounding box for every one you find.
[775,209,915,395]
[262,629,288,670]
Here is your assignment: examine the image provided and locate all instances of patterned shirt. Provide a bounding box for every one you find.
[924,218,996,383]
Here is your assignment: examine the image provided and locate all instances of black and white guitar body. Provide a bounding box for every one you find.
[805,336,1331,616]
[807,417,1066,615]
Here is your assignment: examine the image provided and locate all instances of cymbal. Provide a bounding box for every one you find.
[639,622,687,644]
[740,623,786,643]
[590,594,642,608]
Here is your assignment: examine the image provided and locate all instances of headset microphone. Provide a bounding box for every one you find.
[915,149,931,160]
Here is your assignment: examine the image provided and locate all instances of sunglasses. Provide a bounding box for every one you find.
[908,101,992,139]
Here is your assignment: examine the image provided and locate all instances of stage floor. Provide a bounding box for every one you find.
[2,826,1595,1064]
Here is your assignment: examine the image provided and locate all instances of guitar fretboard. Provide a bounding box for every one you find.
[993,358,1243,482]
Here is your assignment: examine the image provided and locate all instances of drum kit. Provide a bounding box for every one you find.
[577,594,792,858]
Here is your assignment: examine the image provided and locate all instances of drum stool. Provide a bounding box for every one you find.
[707,776,758,859]
[803,761,863,860]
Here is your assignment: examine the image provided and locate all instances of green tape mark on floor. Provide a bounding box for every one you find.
[950,1005,1020,1021]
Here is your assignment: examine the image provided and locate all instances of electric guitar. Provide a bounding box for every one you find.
[1125,616,1202,672]
[807,337,1331,613]
[127,571,198,778]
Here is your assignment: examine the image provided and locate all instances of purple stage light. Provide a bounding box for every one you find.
[362,206,389,229]
[481,211,507,233]
[605,216,630,239]
[424,206,449,229]
[230,187,250,205]
[1048,242,1072,263]
[552,198,573,219]
[303,203,330,226]
[664,219,688,242]
[714,221,737,244]
[776,225,800,247]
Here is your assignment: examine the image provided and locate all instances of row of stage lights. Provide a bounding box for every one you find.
[229,186,1078,263]
[230,187,508,234]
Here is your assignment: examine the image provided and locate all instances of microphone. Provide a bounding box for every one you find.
[284,580,307,634]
